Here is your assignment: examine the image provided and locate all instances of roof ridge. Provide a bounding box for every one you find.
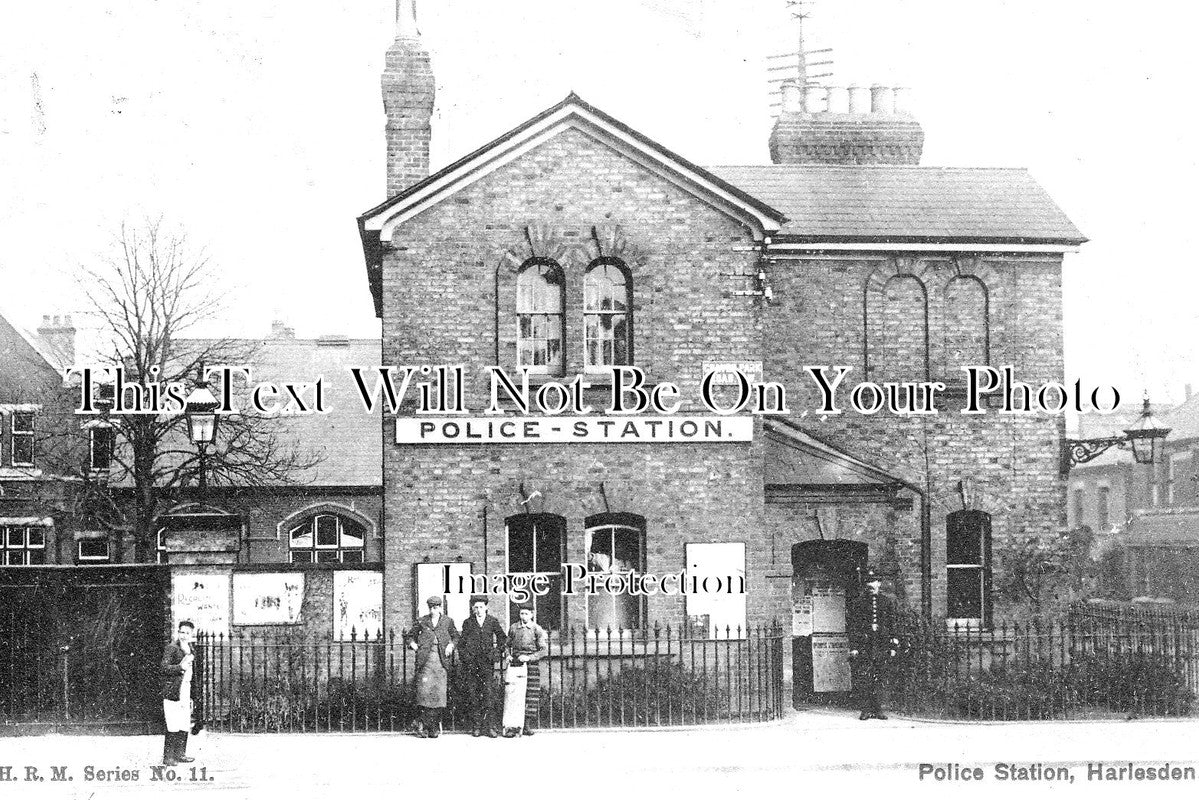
[706,164,1032,172]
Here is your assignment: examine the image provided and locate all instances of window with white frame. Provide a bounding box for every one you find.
[156,527,168,564]
[946,510,991,627]
[10,411,35,466]
[516,259,565,374]
[584,513,645,630]
[3,526,46,565]
[583,259,632,370]
[1168,452,1189,507]
[1070,486,1085,528]
[1097,486,1111,530]
[90,425,115,471]
[506,513,564,630]
[78,537,111,562]
[288,514,365,563]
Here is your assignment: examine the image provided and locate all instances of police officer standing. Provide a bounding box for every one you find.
[848,569,899,721]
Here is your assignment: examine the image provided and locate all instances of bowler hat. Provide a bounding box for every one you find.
[470,595,489,605]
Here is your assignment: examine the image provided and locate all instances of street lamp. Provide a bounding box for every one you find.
[1061,395,1170,475]
[184,367,220,498]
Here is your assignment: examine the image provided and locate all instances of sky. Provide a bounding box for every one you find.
[1,0,1197,405]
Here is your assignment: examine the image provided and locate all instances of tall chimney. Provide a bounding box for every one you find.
[36,313,76,367]
[382,0,434,198]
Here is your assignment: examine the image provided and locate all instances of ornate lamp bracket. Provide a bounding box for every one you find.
[1060,436,1126,476]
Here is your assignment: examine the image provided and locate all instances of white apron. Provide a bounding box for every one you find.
[502,664,528,729]
[163,644,192,733]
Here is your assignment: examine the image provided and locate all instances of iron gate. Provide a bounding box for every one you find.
[0,565,169,734]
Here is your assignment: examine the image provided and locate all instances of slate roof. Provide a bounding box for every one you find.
[247,337,381,487]
[1162,393,1199,444]
[707,164,1086,244]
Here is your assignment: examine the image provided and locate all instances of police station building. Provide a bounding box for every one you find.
[359,1,1085,636]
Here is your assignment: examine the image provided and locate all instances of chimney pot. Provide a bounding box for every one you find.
[41,315,50,325]
[848,86,871,114]
[803,85,827,113]
[870,85,895,114]
[52,315,60,326]
[893,87,913,115]
[1187,383,1193,400]
[781,82,803,114]
[63,314,72,327]
[826,86,849,113]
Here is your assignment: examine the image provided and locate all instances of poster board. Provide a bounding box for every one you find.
[810,585,847,633]
[684,542,747,639]
[414,561,472,628]
[811,633,852,692]
[232,572,304,625]
[333,571,383,641]
[172,572,230,635]
[791,595,813,636]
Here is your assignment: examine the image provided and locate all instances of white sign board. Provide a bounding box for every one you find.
[684,542,747,639]
[172,573,230,635]
[415,562,472,628]
[791,595,813,637]
[232,572,304,625]
[811,633,852,692]
[396,416,752,444]
[811,586,847,634]
[334,571,383,641]
[702,362,763,386]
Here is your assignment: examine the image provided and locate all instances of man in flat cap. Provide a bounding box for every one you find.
[503,604,549,737]
[456,596,506,737]
[405,595,459,737]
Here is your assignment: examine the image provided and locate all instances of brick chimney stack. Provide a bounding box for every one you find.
[36,313,76,367]
[382,0,434,199]
[769,82,925,165]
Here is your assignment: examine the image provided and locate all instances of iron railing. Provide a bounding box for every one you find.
[196,623,785,733]
[888,607,1199,720]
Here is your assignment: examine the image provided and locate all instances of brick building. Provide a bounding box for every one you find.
[357,3,1085,634]
[1072,392,1199,604]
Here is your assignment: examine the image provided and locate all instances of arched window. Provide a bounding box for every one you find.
[867,274,928,383]
[583,259,632,370]
[289,514,365,564]
[943,276,989,372]
[585,513,646,630]
[506,513,565,630]
[516,259,565,374]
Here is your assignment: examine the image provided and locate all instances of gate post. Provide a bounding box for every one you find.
[59,645,70,720]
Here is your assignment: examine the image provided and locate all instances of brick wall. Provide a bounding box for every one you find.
[380,128,771,629]
[765,254,1067,616]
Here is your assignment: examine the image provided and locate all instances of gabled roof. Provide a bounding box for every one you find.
[708,164,1086,246]
[358,93,788,317]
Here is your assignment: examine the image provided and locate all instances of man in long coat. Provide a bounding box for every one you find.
[161,620,197,765]
[456,596,506,737]
[848,569,899,720]
[406,596,459,738]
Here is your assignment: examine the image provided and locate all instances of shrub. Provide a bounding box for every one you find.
[1067,651,1194,716]
[547,661,728,726]
[949,660,1075,720]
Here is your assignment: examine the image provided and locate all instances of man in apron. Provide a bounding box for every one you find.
[503,605,548,737]
[406,596,458,738]
[160,620,197,765]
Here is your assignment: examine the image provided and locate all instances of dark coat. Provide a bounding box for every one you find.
[456,614,506,666]
[160,641,192,701]
[848,591,899,666]
[405,613,459,671]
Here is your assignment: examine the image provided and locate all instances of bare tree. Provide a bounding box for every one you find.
[77,219,321,561]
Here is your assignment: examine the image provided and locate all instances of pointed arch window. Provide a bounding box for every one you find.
[583,259,632,370]
[516,259,565,374]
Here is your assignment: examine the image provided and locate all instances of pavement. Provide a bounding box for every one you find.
[1,709,1198,799]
